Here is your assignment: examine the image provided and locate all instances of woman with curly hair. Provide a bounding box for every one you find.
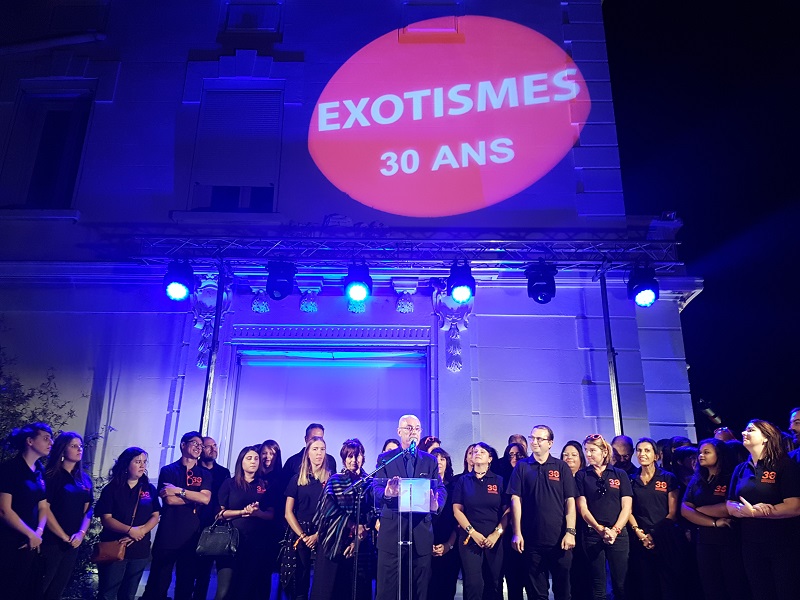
[39,432,94,599]
[310,438,373,600]
[727,419,800,600]
[95,447,161,600]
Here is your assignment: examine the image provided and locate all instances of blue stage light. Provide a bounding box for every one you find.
[164,262,194,301]
[628,266,659,308]
[447,260,475,304]
[344,265,372,301]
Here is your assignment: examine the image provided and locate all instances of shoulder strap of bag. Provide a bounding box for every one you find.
[129,485,141,526]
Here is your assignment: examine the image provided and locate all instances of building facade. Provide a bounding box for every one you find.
[0,0,701,474]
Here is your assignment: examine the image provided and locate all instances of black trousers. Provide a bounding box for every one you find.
[458,538,503,600]
[39,539,81,600]
[0,542,43,597]
[583,530,628,600]
[428,547,459,600]
[376,548,431,600]
[141,537,201,600]
[523,544,571,600]
[500,536,526,600]
[741,540,798,600]
[696,541,751,600]
[310,551,371,600]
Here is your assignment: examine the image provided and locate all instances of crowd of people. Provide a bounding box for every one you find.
[1,408,800,600]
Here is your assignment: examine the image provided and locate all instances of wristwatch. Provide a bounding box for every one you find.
[565,528,577,536]
[494,525,503,534]
[465,525,474,534]
[180,488,187,499]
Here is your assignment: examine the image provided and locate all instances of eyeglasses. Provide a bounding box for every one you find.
[186,441,203,448]
[528,436,551,444]
[509,452,522,458]
[596,478,607,497]
[401,426,422,433]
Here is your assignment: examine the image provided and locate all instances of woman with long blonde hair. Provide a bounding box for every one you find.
[281,436,330,600]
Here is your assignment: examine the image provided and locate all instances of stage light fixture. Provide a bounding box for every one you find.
[164,262,194,301]
[628,266,659,307]
[525,260,557,304]
[266,261,297,301]
[344,264,372,302]
[447,260,475,304]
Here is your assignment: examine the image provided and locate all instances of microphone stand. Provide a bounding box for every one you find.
[342,445,415,600]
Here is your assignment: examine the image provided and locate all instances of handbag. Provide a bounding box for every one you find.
[196,519,239,557]
[91,484,141,564]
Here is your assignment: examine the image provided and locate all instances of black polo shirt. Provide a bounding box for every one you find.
[285,474,324,524]
[452,470,506,539]
[44,468,93,539]
[198,462,231,527]
[95,480,161,560]
[728,457,800,540]
[575,465,632,532]
[0,455,46,548]
[153,460,212,551]
[629,466,678,533]
[507,454,576,547]
[218,478,270,539]
[683,472,734,545]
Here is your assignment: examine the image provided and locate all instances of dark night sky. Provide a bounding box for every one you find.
[602,1,800,437]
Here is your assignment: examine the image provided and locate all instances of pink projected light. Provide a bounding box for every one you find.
[308,16,592,218]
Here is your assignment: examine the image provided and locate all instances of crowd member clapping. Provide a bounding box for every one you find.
[681,438,751,600]
[453,442,508,600]
[215,445,274,600]
[0,422,53,597]
[95,447,160,600]
[428,447,458,600]
[40,432,93,600]
[727,420,800,600]
[575,434,632,600]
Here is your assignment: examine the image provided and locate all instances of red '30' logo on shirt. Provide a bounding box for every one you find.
[761,471,777,484]
[140,490,151,500]
[713,485,727,496]
[487,484,499,494]
[548,470,560,481]
[654,481,668,492]
[256,485,266,494]
[609,479,620,489]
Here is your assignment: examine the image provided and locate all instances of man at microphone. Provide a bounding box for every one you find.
[373,414,447,600]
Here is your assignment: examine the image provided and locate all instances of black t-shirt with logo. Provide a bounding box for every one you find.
[507,454,576,547]
[44,468,94,540]
[727,457,800,540]
[153,460,212,550]
[575,465,632,533]
[198,462,231,527]
[629,466,679,533]
[683,472,735,545]
[218,477,271,539]
[452,470,506,539]
[0,455,46,548]
[95,480,161,560]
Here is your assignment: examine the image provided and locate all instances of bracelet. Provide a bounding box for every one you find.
[127,527,132,534]
[494,525,503,535]
[78,530,87,535]
[612,526,621,534]
[465,525,474,534]
[712,518,717,528]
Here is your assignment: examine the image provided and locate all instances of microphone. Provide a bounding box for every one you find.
[408,439,417,456]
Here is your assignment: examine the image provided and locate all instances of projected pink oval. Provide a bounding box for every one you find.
[308,16,591,218]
